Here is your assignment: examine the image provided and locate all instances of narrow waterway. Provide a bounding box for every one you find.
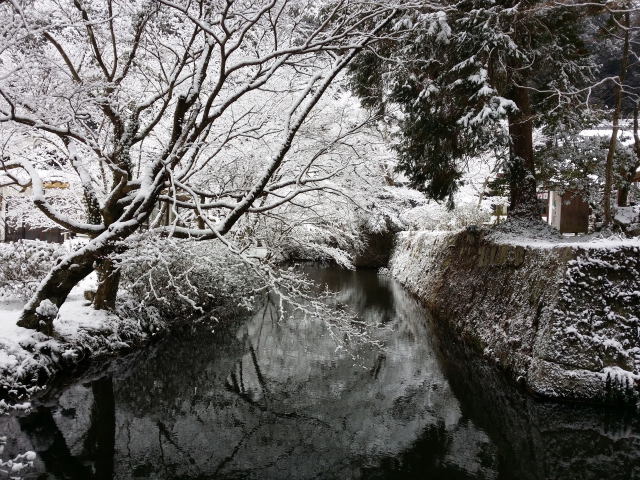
[1,266,639,479]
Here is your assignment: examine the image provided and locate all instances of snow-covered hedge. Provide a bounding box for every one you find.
[0,240,66,301]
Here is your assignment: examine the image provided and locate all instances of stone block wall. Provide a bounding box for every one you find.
[389,229,640,404]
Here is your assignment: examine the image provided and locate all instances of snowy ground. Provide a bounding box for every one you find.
[0,274,159,409]
[489,228,640,250]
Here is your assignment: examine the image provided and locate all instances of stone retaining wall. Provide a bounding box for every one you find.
[389,228,640,404]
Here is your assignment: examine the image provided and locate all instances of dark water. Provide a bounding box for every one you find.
[2,267,640,479]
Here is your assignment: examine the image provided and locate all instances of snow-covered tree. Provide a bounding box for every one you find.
[0,0,400,331]
[592,3,640,222]
[348,0,596,219]
[216,87,425,268]
[536,133,635,217]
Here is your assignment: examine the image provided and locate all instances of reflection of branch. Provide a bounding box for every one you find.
[371,353,386,380]
[157,421,198,467]
[226,343,270,407]
[249,344,270,397]
[226,327,336,429]
[212,424,261,477]
[228,371,334,431]
[157,423,168,477]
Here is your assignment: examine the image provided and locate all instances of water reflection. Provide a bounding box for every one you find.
[1,267,639,479]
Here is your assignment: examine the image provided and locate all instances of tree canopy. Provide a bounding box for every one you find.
[349,0,596,216]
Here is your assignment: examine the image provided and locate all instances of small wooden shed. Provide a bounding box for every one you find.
[547,191,590,234]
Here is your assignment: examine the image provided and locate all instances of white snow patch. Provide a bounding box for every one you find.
[490,231,640,250]
[601,366,640,383]
[614,205,640,225]
[35,299,58,319]
[0,277,147,401]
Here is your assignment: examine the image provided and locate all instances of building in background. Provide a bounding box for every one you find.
[0,171,72,243]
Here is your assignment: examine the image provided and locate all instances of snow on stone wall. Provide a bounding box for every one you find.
[389,228,640,405]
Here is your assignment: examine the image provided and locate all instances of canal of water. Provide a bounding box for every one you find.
[1,266,639,479]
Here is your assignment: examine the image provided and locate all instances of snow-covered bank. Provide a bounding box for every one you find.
[0,236,304,407]
[0,289,164,407]
[389,228,640,405]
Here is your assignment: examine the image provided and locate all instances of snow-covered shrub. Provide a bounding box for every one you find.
[0,240,66,300]
[116,236,265,325]
[402,201,491,231]
[614,205,640,237]
[276,228,365,268]
[115,235,377,351]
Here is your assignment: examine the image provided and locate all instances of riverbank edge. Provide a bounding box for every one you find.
[0,301,172,409]
[388,228,640,406]
[0,299,246,410]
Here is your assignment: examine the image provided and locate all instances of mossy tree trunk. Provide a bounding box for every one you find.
[507,85,539,220]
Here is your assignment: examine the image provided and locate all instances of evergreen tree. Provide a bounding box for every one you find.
[349,0,596,219]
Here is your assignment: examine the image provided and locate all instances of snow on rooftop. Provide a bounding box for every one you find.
[0,168,74,189]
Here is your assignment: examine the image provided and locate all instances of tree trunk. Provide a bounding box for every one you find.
[618,184,630,207]
[603,11,630,226]
[618,104,640,208]
[17,158,159,331]
[17,248,99,333]
[93,259,122,311]
[507,84,539,219]
[18,225,134,331]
